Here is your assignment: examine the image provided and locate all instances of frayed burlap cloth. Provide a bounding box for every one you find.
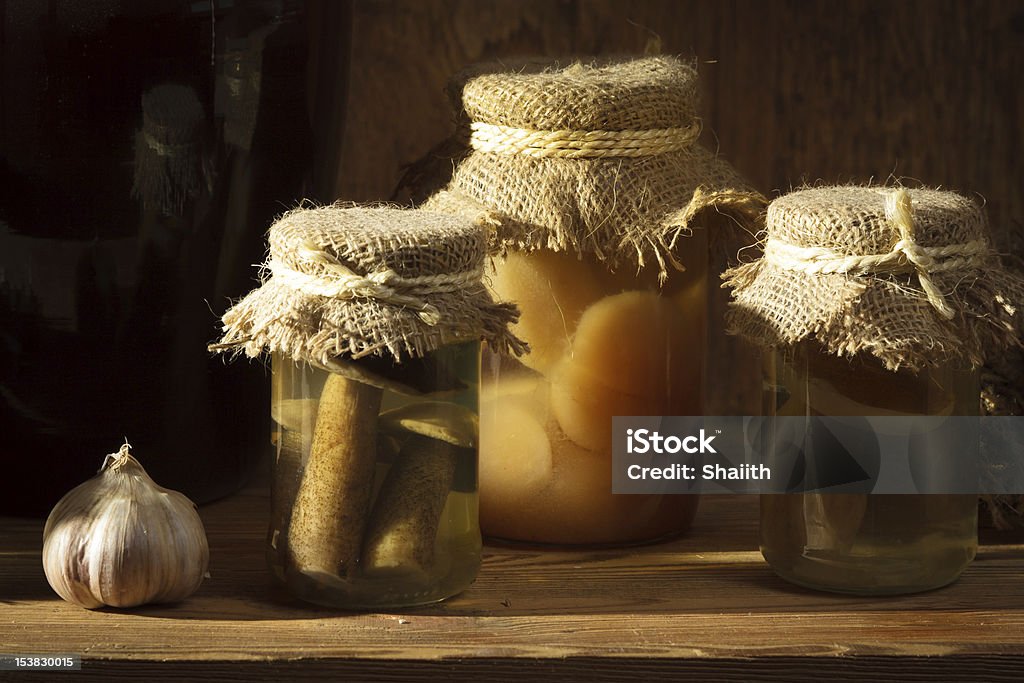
[131,84,207,216]
[724,186,1024,372]
[210,206,525,364]
[421,56,765,280]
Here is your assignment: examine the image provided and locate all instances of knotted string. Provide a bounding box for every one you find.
[763,189,992,320]
[268,240,484,326]
[142,131,194,157]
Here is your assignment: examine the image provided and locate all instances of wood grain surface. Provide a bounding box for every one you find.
[2,489,1024,680]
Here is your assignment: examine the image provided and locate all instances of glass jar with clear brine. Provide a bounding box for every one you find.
[725,185,1024,595]
[761,342,979,594]
[0,0,318,516]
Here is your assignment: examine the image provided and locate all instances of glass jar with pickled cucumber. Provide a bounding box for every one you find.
[478,243,706,545]
[269,344,482,608]
[211,205,523,607]
[760,342,979,594]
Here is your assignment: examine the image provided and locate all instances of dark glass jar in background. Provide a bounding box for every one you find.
[0,1,340,515]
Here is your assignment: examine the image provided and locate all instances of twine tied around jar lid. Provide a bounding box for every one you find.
[420,55,766,280]
[467,120,702,159]
[267,238,487,326]
[724,186,1024,371]
[762,189,993,320]
[210,205,526,364]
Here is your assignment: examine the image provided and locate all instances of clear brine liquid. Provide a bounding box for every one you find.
[268,343,482,608]
[760,344,979,594]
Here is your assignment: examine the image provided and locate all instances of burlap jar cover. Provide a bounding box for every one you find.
[422,55,765,277]
[210,205,525,365]
[412,55,766,544]
[132,84,208,216]
[724,186,1024,371]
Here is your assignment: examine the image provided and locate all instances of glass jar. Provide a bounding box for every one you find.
[760,342,979,594]
[0,0,324,515]
[269,342,482,608]
[478,239,706,545]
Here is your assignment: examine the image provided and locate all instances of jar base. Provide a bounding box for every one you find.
[759,494,978,596]
[765,567,968,596]
[762,545,976,596]
[284,582,475,610]
[485,525,693,551]
[276,551,482,610]
[482,496,700,549]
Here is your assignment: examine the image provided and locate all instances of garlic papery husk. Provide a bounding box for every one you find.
[42,443,210,609]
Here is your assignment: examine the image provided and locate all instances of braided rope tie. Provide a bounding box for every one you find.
[143,131,195,158]
[764,189,992,320]
[469,120,701,158]
[269,240,484,326]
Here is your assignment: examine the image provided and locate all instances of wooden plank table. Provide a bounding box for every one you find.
[2,490,1023,680]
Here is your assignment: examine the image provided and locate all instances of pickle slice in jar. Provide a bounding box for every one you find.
[362,435,460,578]
[363,401,477,577]
[271,398,319,432]
[379,401,479,449]
[287,373,383,584]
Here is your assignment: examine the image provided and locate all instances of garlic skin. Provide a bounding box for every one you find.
[42,443,210,609]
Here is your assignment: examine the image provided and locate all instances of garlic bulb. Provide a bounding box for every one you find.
[42,443,209,609]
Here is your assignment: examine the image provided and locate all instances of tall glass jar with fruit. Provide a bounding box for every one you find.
[425,56,764,545]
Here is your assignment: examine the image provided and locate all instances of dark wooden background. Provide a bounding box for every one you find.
[321,0,1024,413]
[331,0,1023,246]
